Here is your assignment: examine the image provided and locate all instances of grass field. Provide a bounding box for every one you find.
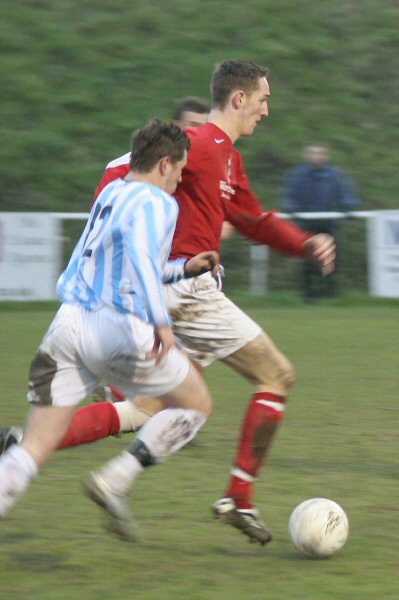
[2,1,399,214]
[0,298,398,599]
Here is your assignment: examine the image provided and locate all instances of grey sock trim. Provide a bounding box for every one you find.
[127,440,157,467]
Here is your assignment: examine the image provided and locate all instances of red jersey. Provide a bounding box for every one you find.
[95,123,309,260]
[94,152,131,200]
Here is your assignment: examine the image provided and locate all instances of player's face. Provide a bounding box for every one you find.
[177,111,208,128]
[239,77,270,137]
[165,151,188,194]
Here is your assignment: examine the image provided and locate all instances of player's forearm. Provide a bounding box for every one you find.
[228,209,310,257]
[162,258,187,283]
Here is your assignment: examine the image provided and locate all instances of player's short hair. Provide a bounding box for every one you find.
[130,119,191,173]
[173,97,210,121]
[211,59,269,109]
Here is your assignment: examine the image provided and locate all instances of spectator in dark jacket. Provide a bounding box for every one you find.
[281,143,359,301]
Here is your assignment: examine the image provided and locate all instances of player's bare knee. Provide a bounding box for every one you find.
[188,365,213,416]
[200,388,213,417]
[255,357,295,396]
[188,384,213,417]
[254,333,296,393]
[160,365,213,417]
[279,358,296,394]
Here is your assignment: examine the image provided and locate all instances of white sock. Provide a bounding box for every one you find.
[138,408,206,461]
[114,400,152,432]
[98,451,143,496]
[96,409,206,497]
[0,445,38,518]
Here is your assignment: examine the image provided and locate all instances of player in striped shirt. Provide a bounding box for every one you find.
[0,119,219,534]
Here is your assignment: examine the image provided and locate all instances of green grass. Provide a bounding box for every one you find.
[3,0,398,293]
[2,0,399,213]
[0,299,398,599]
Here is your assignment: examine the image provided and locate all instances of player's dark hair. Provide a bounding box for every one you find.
[211,59,269,109]
[173,97,209,121]
[130,119,190,173]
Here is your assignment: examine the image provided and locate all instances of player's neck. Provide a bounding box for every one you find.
[208,109,239,144]
[124,170,164,190]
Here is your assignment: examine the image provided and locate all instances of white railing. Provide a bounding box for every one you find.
[1,210,398,300]
[249,210,377,294]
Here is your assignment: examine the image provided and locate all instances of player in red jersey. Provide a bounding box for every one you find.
[81,60,334,545]
[1,64,335,544]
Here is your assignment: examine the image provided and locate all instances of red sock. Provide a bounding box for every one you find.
[108,384,126,402]
[226,392,285,508]
[58,402,121,449]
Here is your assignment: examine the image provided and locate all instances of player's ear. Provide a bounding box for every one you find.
[232,90,245,110]
[159,156,171,176]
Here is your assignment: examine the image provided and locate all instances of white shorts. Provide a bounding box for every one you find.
[28,304,189,407]
[164,272,261,367]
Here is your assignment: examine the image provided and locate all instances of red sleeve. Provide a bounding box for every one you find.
[226,152,310,257]
[93,164,130,201]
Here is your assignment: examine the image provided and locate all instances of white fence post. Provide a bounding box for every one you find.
[249,245,268,295]
[367,210,399,297]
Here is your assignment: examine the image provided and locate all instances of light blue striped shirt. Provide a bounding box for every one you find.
[57,179,186,326]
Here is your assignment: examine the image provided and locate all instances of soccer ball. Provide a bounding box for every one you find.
[288,498,349,558]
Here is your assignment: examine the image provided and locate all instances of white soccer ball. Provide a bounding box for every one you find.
[288,498,349,558]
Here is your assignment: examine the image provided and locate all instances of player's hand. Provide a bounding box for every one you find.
[147,325,176,364]
[184,251,220,278]
[304,234,336,276]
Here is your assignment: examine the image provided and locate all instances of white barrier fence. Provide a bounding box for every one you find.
[250,210,399,297]
[0,213,62,301]
[0,210,399,301]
